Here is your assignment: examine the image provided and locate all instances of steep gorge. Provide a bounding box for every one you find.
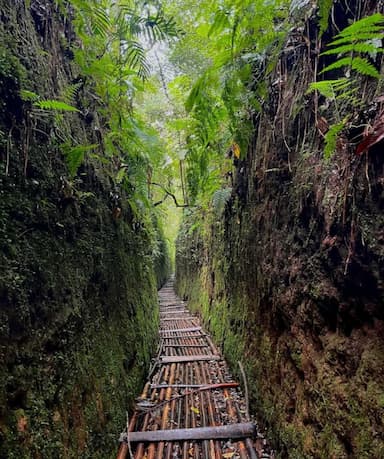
[175,2,384,458]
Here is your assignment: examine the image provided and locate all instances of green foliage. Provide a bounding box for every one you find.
[321,13,384,78]
[311,12,384,160]
[20,89,39,101]
[164,0,290,206]
[34,99,79,112]
[20,89,79,112]
[60,144,98,176]
[318,0,333,37]
[323,121,345,159]
[308,78,350,98]
[212,188,232,216]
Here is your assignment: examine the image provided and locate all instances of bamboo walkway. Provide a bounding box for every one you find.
[117,279,274,459]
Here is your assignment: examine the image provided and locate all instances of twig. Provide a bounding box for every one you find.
[365,154,371,194]
[238,361,250,421]
[147,340,163,382]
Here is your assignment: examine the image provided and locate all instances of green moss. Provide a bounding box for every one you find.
[0,2,170,457]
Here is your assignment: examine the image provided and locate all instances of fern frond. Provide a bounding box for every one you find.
[20,89,39,101]
[60,82,82,104]
[328,32,384,46]
[144,14,179,42]
[324,121,344,159]
[60,143,97,176]
[336,13,384,38]
[90,6,110,37]
[34,100,79,112]
[351,56,380,78]
[308,78,350,97]
[320,57,352,73]
[322,42,383,56]
[124,40,150,79]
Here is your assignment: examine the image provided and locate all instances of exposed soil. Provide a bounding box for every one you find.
[175,1,384,457]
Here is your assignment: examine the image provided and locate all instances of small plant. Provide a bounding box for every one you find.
[320,12,384,78]
[20,89,79,112]
[309,13,384,158]
[60,143,98,176]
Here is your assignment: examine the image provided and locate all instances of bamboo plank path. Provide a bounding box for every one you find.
[117,279,274,459]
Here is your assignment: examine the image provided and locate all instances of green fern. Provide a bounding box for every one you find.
[308,78,350,98]
[351,56,381,77]
[321,13,384,78]
[212,188,232,216]
[34,100,79,112]
[318,0,333,37]
[60,82,83,104]
[61,143,98,176]
[324,121,345,159]
[335,12,384,37]
[124,40,150,80]
[20,89,79,112]
[322,42,383,56]
[20,89,39,101]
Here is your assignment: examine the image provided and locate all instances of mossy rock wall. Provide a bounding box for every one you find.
[0,1,169,457]
[176,2,384,457]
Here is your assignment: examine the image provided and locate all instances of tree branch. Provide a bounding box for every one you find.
[151,182,189,208]
[153,193,169,207]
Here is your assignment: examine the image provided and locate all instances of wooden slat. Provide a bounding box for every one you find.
[160,355,220,364]
[160,326,202,334]
[150,383,239,389]
[160,317,193,321]
[160,309,187,318]
[122,423,256,443]
[162,344,208,348]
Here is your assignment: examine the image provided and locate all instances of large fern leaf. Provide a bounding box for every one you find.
[124,40,150,79]
[34,100,79,112]
[320,13,383,79]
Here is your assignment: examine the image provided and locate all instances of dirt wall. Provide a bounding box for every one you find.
[176,2,384,457]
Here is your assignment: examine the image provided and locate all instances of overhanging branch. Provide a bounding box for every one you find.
[151,182,189,208]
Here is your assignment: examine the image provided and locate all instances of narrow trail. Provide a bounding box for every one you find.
[117,279,274,459]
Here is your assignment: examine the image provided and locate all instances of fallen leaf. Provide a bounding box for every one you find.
[356,113,384,155]
[190,406,199,415]
[233,142,241,159]
[223,452,235,458]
